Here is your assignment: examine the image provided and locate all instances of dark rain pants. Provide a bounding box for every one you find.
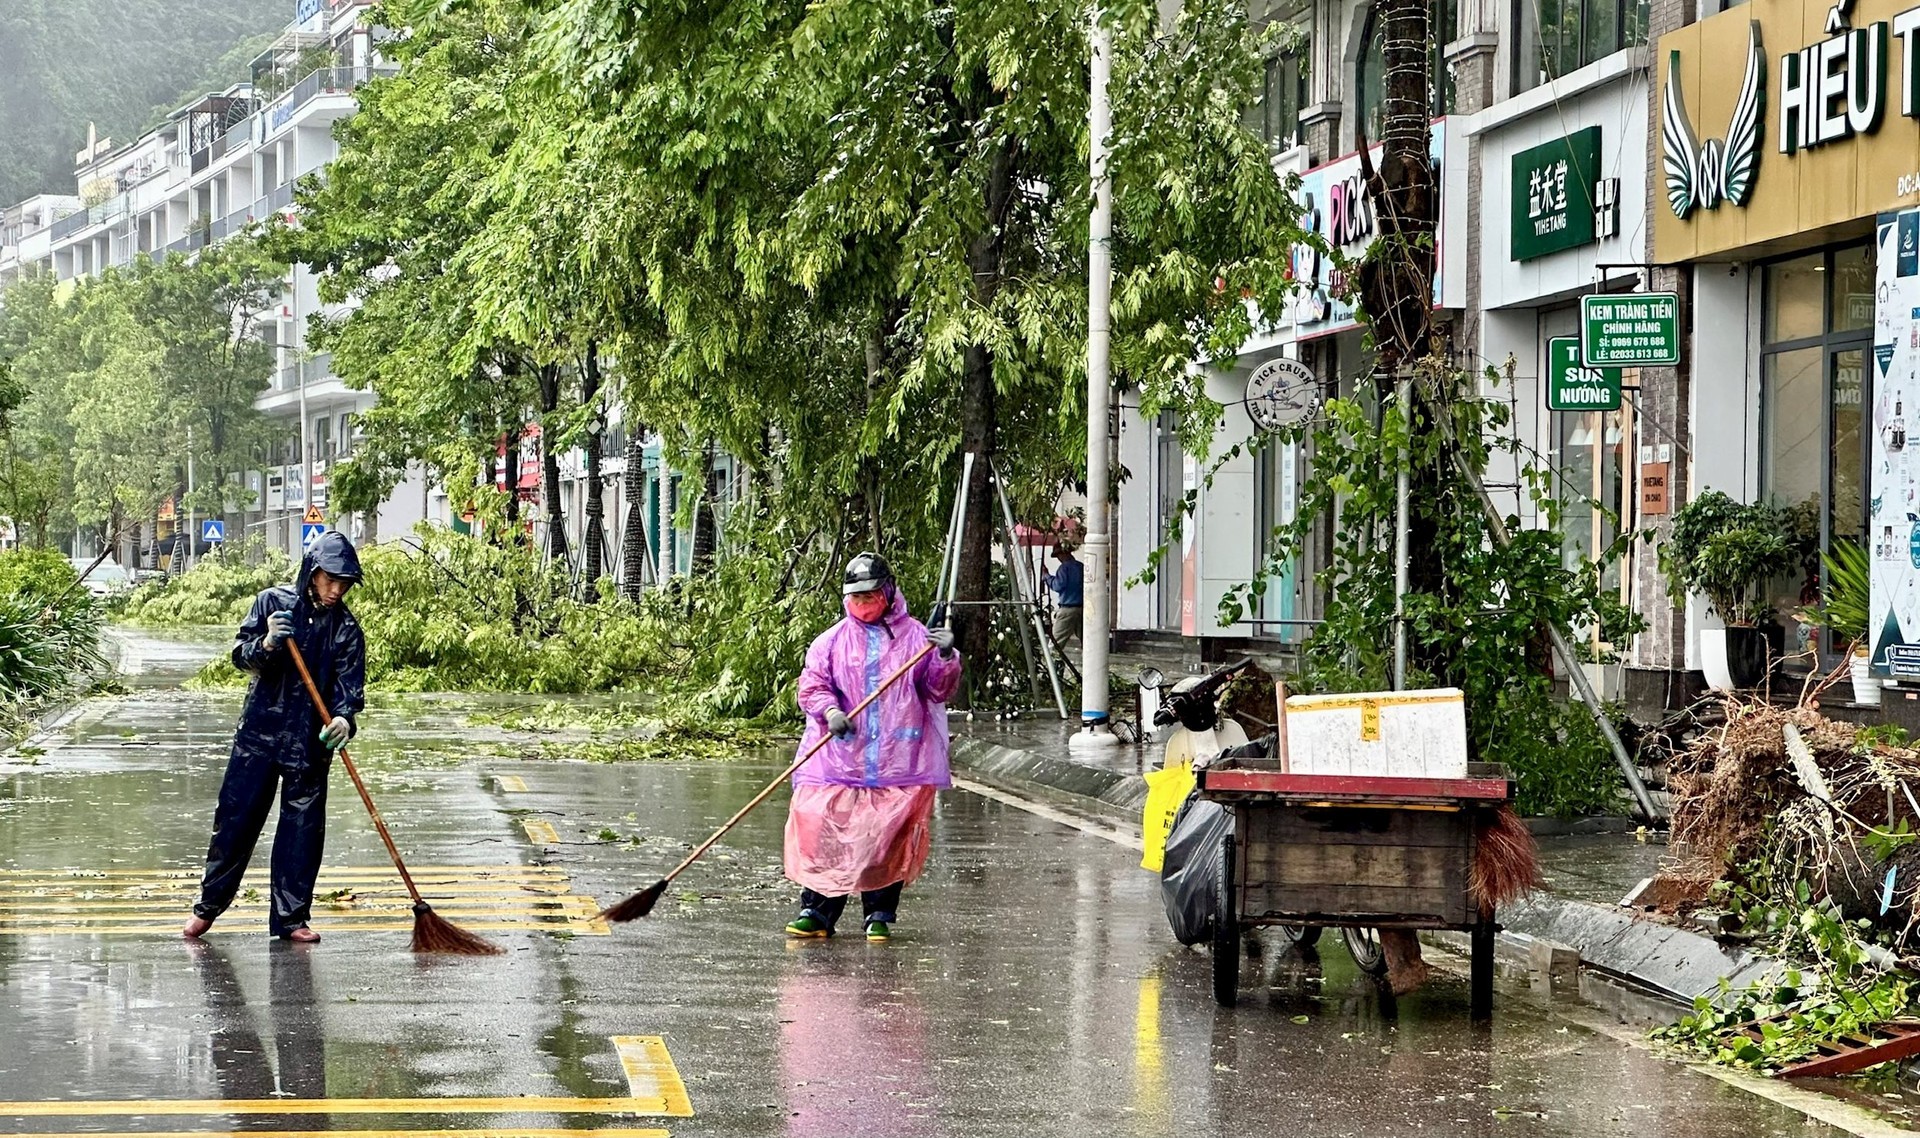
[192,749,330,936]
[799,881,904,931]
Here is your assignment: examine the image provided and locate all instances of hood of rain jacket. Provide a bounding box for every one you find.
[228,531,368,768]
[792,585,963,789]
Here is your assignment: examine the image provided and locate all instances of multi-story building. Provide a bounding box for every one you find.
[0,0,707,585]
[1114,0,1670,703]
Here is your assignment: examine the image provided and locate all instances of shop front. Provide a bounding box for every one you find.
[1655,0,1920,682]
[1112,122,1465,648]
[1470,59,1651,686]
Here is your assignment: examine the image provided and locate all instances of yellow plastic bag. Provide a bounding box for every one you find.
[1140,761,1196,874]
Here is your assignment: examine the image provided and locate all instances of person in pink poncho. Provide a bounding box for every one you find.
[784,552,961,942]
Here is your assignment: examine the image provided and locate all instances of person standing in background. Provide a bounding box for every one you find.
[1044,542,1084,649]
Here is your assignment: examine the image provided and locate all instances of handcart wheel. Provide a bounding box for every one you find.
[1274,924,1322,949]
[1342,926,1389,978]
[1212,833,1240,1007]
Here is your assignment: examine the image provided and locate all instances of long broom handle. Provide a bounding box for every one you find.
[655,642,939,890]
[285,638,424,906]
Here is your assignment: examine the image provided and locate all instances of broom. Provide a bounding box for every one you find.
[286,640,503,955]
[600,642,938,922]
[1470,804,1542,916]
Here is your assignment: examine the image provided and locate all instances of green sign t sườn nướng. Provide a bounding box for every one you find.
[1545,337,1621,411]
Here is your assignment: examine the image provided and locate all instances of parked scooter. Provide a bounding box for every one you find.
[1138,658,1252,770]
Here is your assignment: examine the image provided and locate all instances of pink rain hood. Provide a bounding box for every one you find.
[792,585,963,788]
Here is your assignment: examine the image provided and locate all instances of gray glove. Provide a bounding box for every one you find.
[825,709,854,739]
[319,715,351,751]
[263,610,294,649]
[929,626,956,658]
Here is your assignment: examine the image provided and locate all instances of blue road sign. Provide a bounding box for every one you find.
[301,523,326,549]
[201,519,226,543]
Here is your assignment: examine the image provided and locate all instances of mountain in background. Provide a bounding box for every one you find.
[0,0,288,208]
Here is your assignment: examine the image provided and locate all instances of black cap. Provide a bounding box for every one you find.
[842,551,894,595]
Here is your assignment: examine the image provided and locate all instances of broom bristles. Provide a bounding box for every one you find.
[1470,805,1542,914]
[410,901,505,955]
[598,879,667,923]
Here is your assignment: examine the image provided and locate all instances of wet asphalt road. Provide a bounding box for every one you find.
[0,629,1867,1137]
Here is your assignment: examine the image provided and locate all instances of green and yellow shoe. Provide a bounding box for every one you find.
[864,920,891,943]
[785,915,831,938]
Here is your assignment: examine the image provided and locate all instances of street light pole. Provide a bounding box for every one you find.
[1071,5,1118,751]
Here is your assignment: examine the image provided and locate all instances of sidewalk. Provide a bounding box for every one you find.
[949,716,1777,1013]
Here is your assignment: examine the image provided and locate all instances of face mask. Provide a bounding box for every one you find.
[848,591,888,623]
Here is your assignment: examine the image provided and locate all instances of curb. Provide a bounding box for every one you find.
[949,736,1147,822]
[949,730,1774,1013]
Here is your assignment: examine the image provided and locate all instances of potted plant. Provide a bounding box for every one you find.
[1804,539,1878,706]
[1661,490,1798,690]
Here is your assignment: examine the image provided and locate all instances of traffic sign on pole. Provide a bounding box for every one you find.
[201,519,226,544]
[303,504,326,525]
[301,523,326,550]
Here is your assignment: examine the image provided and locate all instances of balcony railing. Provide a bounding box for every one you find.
[50,195,129,242]
[267,66,395,132]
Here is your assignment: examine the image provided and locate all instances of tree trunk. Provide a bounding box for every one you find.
[619,430,651,600]
[953,140,1019,666]
[502,432,522,537]
[581,341,605,597]
[1358,0,1436,370]
[860,324,886,550]
[691,441,718,576]
[537,362,569,565]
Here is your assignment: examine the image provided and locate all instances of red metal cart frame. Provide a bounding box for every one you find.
[1196,760,1515,1016]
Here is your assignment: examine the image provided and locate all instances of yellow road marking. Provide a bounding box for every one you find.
[16,1131,668,1138]
[0,920,609,936]
[612,1037,693,1118]
[0,896,596,913]
[0,1097,686,1118]
[522,819,561,845]
[496,775,529,792]
[0,866,567,878]
[0,883,577,899]
[0,864,604,936]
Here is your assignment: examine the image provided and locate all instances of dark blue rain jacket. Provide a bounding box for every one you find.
[230,532,366,766]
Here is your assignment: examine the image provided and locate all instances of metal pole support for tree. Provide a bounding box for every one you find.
[1438,417,1661,822]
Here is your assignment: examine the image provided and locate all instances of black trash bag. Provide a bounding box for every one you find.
[1160,792,1233,946]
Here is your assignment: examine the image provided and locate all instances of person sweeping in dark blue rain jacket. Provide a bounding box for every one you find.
[183,532,366,944]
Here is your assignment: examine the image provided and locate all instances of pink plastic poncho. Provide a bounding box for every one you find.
[784,587,963,896]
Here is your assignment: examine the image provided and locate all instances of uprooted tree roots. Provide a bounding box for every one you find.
[1647,698,1920,1073]
[1657,701,1920,935]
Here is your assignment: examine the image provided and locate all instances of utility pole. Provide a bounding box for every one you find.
[1071,6,1118,751]
[186,423,195,573]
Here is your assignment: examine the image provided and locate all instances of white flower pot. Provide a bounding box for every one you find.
[1579,661,1624,702]
[1700,628,1736,692]
[1851,655,1883,707]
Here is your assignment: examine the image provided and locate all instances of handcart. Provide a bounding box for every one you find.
[1194,756,1515,1017]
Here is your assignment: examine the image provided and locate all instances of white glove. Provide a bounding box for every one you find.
[319,715,351,751]
[264,610,294,649]
[929,626,956,658]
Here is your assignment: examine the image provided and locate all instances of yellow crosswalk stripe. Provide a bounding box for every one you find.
[13,1131,669,1138]
[0,865,605,936]
[612,1037,693,1119]
[521,819,561,845]
[495,775,530,792]
[0,1096,686,1118]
